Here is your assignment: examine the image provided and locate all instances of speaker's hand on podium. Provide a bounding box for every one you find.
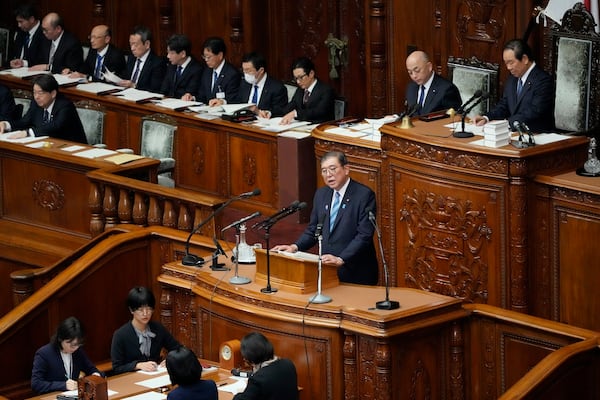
[272,244,297,253]
[322,254,344,266]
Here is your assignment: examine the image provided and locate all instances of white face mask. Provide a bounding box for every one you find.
[244,73,257,85]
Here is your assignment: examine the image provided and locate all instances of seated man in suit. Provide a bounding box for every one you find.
[66,25,126,82]
[9,3,50,69]
[211,51,288,116]
[159,34,203,99]
[29,12,83,74]
[274,57,335,124]
[118,25,166,93]
[0,74,87,144]
[273,151,379,285]
[405,50,462,116]
[473,39,555,132]
[182,36,241,105]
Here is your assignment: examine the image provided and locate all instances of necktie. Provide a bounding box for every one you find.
[43,109,50,124]
[303,89,310,104]
[212,70,218,92]
[94,54,103,79]
[517,78,523,97]
[251,84,259,104]
[330,191,340,231]
[48,42,56,70]
[131,58,141,83]
[418,85,426,107]
[176,66,183,80]
[24,32,30,47]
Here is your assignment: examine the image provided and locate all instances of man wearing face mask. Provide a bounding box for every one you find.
[213,52,288,116]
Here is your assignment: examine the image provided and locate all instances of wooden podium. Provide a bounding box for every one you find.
[254,249,339,294]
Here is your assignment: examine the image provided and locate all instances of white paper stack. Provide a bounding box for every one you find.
[483,120,510,147]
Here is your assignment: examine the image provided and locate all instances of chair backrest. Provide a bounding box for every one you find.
[334,97,347,120]
[82,45,90,62]
[447,56,499,116]
[75,100,106,146]
[140,113,177,160]
[546,3,600,132]
[11,88,33,117]
[0,27,9,66]
[284,83,297,102]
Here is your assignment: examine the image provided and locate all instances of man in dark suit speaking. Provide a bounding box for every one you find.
[405,50,462,116]
[273,151,378,285]
[473,39,555,132]
[0,74,87,144]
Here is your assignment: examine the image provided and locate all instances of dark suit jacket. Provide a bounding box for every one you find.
[0,84,17,121]
[123,51,166,93]
[31,343,101,394]
[296,179,378,285]
[232,358,299,400]
[10,26,51,66]
[80,44,127,81]
[160,57,204,98]
[282,80,335,123]
[485,64,555,132]
[10,94,87,143]
[196,61,241,104]
[167,379,218,400]
[235,75,288,117]
[405,74,462,116]
[49,31,83,74]
[111,320,180,375]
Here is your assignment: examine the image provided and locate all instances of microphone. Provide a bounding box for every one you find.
[181,188,261,266]
[252,201,299,229]
[463,91,489,115]
[367,208,399,310]
[314,213,325,239]
[521,122,535,145]
[456,89,483,114]
[253,201,306,229]
[221,211,261,232]
[513,120,526,142]
[407,103,421,117]
[210,236,228,271]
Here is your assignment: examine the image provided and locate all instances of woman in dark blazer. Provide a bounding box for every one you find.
[31,316,101,394]
[165,346,217,400]
[233,332,299,400]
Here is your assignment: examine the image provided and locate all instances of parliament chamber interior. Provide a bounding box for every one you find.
[0,0,600,399]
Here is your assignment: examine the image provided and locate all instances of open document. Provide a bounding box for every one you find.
[0,67,51,78]
[76,82,123,95]
[53,74,87,86]
[112,88,163,102]
[253,117,311,133]
[153,98,201,110]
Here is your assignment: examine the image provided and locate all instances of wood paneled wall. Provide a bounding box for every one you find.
[1,0,545,117]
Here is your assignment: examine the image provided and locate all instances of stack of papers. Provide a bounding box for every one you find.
[53,74,86,86]
[0,67,51,78]
[112,88,163,102]
[253,117,311,132]
[153,98,201,110]
[76,82,123,95]
[482,120,510,147]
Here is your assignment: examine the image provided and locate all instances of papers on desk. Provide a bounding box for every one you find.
[136,366,167,376]
[61,389,118,397]
[189,103,253,115]
[135,373,171,388]
[275,250,319,262]
[53,74,86,86]
[218,377,248,395]
[253,117,311,132]
[189,104,221,114]
[112,88,163,102]
[101,68,123,84]
[153,98,201,110]
[0,67,51,78]
[122,392,166,400]
[73,148,118,159]
[222,103,254,113]
[444,121,484,136]
[76,82,123,95]
[104,153,144,165]
[61,145,87,152]
[278,131,312,139]
[0,134,49,143]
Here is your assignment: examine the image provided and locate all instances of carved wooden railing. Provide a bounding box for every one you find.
[87,169,226,237]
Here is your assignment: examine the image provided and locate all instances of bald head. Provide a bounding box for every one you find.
[406,50,433,86]
[90,25,111,50]
[41,12,64,41]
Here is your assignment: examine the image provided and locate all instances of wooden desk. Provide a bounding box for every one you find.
[0,74,317,216]
[28,365,237,400]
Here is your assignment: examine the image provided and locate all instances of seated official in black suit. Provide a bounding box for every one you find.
[273,151,378,285]
[118,25,166,93]
[269,57,335,124]
[29,12,83,74]
[404,50,462,116]
[0,84,18,121]
[31,317,102,394]
[211,51,288,117]
[66,25,126,82]
[232,332,299,400]
[9,3,50,69]
[182,36,241,105]
[165,347,218,400]
[0,75,87,143]
[159,34,203,99]
[473,39,555,132]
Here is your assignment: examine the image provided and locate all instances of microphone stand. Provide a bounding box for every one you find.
[309,224,331,304]
[230,227,251,285]
[259,224,277,294]
[453,112,474,138]
[369,213,399,310]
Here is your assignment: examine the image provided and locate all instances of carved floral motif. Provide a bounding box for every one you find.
[32,179,65,210]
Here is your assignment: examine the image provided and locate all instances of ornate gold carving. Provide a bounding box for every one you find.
[401,188,491,303]
[32,179,65,210]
